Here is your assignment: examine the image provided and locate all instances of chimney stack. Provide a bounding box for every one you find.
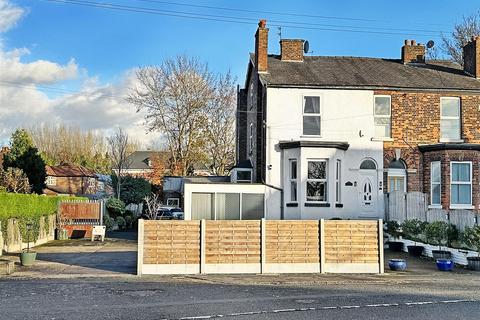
[463,36,480,78]
[401,39,425,64]
[255,19,269,73]
[280,39,305,62]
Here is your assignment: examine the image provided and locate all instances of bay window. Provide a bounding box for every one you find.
[450,161,472,208]
[430,161,441,206]
[289,159,297,202]
[306,160,327,202]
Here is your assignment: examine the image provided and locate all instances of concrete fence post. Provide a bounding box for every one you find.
[378,219,384,274]
[200,219,206,274]
[137,219,144,276]
[320,219,325,274]
[261,218,266,274]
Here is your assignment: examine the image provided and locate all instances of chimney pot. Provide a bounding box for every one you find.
[411,40,416,46]
[258,19,266,28]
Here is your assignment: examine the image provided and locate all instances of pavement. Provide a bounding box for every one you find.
[1,233,479,319]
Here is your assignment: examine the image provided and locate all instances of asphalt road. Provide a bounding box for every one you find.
[1,277,479,320]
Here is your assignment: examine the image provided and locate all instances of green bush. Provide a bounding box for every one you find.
[462,226,480,256]
[124,215,133,229]
[106,197,125,218]
[0,192,84,242]
[425,221,450,249]
[402,219,427,245]
[103,213,115,231]
[385,220,402,240]
[116,216,126,230]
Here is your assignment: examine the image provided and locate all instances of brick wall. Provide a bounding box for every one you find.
[255,20,268,73]
[280,39,304,62]
[236,88,248,163]
[401,40,425,64]
[378,90,480,193]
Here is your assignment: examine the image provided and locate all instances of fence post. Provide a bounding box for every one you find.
[261,218,266,274]
[320,219,325,274]
[378,219,384,274]
[137,219,144,276]
[200,219,206,274]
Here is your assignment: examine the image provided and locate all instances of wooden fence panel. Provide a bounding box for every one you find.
[426,209,448,223]
[143,220,200,266]
[59,201,102,238]
[323,220,381,273]
[138,219,382,275]
[387,191,406,222]
[406,192,427,221]
[449,210,476,232]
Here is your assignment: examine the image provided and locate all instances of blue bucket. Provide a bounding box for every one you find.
[436,259,454,271]
[389,259,407,271]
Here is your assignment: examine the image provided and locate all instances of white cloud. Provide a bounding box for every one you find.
[0,1,160,147]
[0,0,25,32]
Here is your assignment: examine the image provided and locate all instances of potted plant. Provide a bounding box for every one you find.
[402,219,427,257]
[20,223,36,266]
[462,226,480,271]
[425,221,452,260]
[385,220,404,252]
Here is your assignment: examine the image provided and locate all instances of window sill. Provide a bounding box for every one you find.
[305,202,330,207]
[439,139,464,143]
[286,202,298,207]
[300,135,322,139]
[428,205,442,209]
[449,205,475,210]
[371,137,394,142]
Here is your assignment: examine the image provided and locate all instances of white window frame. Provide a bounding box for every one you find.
[46,176,56,186]
[335,159,341,203]
[440,97,461,142]
[450,161,473,209]
[289,159,298,202]
[430,161,441,208]
[306,159,328,203]
[167,198,180,207]
[302,95,321,136]
[373,95,392,139]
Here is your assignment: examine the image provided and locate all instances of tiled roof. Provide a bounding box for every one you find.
[46,163,96,177]
[126,151,170,170]
[252,54,480,91]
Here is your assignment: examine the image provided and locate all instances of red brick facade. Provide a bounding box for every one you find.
[379,90,480,210]
[280,39,304,62]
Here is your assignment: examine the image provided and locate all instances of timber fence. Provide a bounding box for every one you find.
[137,219,384,275]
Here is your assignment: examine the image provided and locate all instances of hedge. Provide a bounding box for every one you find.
[0,193,86,243]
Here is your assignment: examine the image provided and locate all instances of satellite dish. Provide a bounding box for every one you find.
[303,40,310,54]
[427,40,435,49]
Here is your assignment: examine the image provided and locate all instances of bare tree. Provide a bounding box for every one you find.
[204,72,236,175]
[442,12,480,65]
[127,56,236,176]
[107,128,134,199]
[0,167,31,193]
[143,193,163,220]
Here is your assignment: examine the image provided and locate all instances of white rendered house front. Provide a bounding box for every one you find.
[263,87,385,220]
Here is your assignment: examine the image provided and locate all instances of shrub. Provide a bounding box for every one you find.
[402,219,427,245]
[103,213,115,231]
[462,226,480,256]
[385,220,402,240]
[425,221,449,249]
[106,197,125,218]
[124,215,133,229]
[116,216,126,230]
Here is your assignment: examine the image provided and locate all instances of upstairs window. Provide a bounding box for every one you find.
[440,97,461,140]
[46,176,56,186]
[303,96,321,135]
[249,123,254,155]
[374,96,391,138]
[306,160,327,202]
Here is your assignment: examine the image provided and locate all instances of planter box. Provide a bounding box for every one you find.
[407,245,424,257]
[467,257,480,271]
[432,250,452,260]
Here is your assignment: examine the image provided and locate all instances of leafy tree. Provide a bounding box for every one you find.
[112,175,151,205]
[105,197,125,218]
[3,129,46,194]
[0,167,31,193]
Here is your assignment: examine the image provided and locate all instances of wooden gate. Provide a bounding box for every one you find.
[59,201,103,238]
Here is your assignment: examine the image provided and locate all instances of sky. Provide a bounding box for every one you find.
[0,0,479,147]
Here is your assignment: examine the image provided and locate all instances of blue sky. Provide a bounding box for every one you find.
[0,0,479,146]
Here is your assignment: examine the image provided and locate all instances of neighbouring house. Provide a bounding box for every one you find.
[183,20,480,221]
[44,163,99,197]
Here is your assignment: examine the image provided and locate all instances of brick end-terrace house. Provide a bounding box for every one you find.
[234,21,480,219]
[44,163,98,197]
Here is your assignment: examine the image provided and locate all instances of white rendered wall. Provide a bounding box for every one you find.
[265,88,384,219]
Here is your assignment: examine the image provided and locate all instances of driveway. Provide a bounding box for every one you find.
[2,231,137,278]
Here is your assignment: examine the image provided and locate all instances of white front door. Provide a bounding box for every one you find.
[359,173,377,214]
